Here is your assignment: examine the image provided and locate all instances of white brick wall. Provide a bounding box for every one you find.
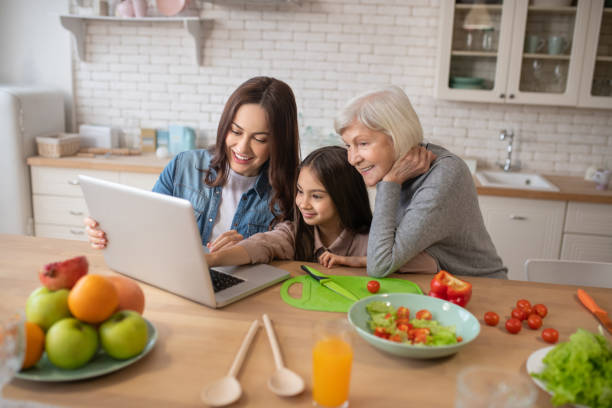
[71,0,612,175]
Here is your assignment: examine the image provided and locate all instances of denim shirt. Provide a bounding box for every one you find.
[152,149,275,246]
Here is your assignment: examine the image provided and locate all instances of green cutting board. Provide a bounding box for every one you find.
[280,275,423,313]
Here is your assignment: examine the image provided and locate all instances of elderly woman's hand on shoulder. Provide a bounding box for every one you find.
[382,145,436,185]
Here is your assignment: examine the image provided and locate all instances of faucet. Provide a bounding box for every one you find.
[497,129,517,172]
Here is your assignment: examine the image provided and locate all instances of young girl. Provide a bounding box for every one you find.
[85,76,300,250]
[205,146,437,273]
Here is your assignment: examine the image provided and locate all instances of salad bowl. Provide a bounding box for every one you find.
[347,293,480,359]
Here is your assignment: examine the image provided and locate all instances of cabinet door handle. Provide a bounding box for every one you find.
[69,210,84,216]
[509,94,515,99]
[509,214,526,220]
[499,93,505,99]
[67,179,80,185]
[69,229,84,235]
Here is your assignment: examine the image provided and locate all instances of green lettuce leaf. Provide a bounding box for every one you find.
[532,329,612,407]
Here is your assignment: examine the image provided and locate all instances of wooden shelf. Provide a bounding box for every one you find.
[522,53,571,60]
[59,14,205,65]
[596,56,612,62]
[455,4,502,11]
[527,6,577,14]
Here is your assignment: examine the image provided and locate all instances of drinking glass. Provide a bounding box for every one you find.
[455,366,537,408]
[531,59,543,92]
[0,311,25,401]
[312,319,353,408]
[552,63,567,93]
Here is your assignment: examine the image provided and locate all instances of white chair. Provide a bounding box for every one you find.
[524,259,612,289]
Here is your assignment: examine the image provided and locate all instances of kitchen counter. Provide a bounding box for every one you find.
[26,153,170,174]
[27,154,612,203]
[475,174,612,204]
[2,234,611,408]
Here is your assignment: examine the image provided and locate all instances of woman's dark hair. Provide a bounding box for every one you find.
[294,146,372,261]
[205,76,300,223]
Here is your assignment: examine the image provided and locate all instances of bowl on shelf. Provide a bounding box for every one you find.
[347,293,480,359]
[450,76,485,89]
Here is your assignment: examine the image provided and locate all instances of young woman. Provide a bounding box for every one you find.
[85,76,300,249]
[336,85,507,279]
[205,146,436,274]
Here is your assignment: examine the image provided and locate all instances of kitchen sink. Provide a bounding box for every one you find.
[475,171,560,192]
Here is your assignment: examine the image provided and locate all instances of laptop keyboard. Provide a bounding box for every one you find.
[209,269,244,293]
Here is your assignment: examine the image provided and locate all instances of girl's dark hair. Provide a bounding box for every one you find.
[205,76,300,223]
[294,146,372,261]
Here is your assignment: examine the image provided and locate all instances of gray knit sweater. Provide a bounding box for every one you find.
[367,144,508,279]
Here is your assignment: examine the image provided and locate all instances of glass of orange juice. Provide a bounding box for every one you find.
[312,319,353,408]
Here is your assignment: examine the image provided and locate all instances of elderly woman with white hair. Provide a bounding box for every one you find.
[336,86,507,279]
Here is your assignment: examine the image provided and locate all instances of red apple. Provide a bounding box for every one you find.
[39,256,88,290]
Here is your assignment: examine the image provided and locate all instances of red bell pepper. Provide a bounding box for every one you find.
[428,270,472,307]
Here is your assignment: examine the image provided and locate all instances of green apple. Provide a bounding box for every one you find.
[99,310,148,360]
[45,318,99,369]
[25,287,71,331]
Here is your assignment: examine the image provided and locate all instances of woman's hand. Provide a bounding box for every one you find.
[318,251,367,268]
[382,145,437,185]
[207,230,244,253]
[84,217,107,249]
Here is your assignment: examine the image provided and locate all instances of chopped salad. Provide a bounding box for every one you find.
[365,301,460,346]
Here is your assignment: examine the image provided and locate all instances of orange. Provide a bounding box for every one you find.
[107,275,146,315]
[22,321,45,369]
[68,274,119,324]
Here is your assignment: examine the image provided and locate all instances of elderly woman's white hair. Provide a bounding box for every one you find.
[334,86,423,160]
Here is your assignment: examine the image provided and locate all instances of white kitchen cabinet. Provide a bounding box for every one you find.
[579,2,612,108]
[478,196,566,280]
[435,0,609,107]
[561,202,612,262]
[30,166,159,241]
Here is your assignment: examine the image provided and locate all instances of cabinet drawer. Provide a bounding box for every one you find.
[479,196,566,280]
[31,167,119,197]
[34,223,88,241]
[561,233,612,263]
[565,202,612,236]
[119,172,159,190]
[32,195,88,226]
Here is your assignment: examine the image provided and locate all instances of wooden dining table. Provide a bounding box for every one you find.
[1,234,611,408]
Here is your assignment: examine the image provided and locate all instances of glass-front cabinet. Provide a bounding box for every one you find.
[579,1,612,108]
[436,0,611,109]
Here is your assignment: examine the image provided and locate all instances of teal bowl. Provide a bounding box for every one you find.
[347,293,480,359]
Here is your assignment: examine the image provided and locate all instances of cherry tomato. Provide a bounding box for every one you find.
[516,299,532,311]
[505,318,522,334]
[456,336,463,342]
[527,314,543,330]
[532,304,548,318]
[484,311,500,326]
[542,328,559,344]
[374,327,389,339]
[389,334,402,343]
[511,307,527,321]
[415,309,433,320]
[397,322,412,333]
[397,306,410,320]
[367,280,380,294]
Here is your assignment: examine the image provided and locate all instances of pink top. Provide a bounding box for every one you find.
[238,221,437,274]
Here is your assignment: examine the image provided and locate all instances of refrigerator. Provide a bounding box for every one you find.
[0,86,65,235]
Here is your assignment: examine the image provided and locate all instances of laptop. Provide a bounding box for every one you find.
[78,175,290,308]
